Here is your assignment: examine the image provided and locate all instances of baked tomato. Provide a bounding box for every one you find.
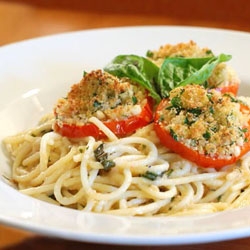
[54,70,154,139]
[216,82,239,95]
[154,85,250,169]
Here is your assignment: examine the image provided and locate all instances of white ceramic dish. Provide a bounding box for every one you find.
[0,26,250,246]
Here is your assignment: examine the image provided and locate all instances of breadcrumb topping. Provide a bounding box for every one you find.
[54,70,147,126]
[148,40,213,62]
[157,85,250,159]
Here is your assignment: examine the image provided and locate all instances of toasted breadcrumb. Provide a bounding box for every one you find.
[54,70,147,126]
[148,40,212,62]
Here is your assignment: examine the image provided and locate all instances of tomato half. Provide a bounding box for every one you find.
[54,96,154,139]
[154,98,250,169]
[217,82,239,95]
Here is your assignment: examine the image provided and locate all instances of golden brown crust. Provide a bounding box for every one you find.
[54,70,148,126]
[149,40,212,62]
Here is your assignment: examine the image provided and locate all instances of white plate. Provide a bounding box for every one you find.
[0,26,250,246]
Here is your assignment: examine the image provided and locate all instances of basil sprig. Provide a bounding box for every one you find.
[104,53,232,101]
[158,54,231,98]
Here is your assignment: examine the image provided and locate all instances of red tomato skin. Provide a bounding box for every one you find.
[54,122,102,139]
[154,99,250,169]
[54,96,154,139]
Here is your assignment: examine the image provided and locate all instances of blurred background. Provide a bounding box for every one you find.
[0,0,249,45]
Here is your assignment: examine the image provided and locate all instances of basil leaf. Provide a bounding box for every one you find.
[104,55,161,102]
[158,54,232,97]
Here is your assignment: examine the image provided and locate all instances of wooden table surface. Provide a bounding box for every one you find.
[0,0,250,249]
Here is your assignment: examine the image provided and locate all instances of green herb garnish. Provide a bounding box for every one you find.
[203,131,211,140]
[170,128,178,141]
[132,96,138,105]
[104,53,231,101]
[141,171,158,181]
[94,144,116,171]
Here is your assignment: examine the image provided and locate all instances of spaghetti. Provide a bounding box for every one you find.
[3,113,250,216]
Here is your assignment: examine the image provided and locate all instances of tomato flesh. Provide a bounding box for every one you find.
[217,82,239,95]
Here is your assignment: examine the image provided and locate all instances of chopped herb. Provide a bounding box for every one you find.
[187,107,202,116]
[223,93,238,103]
[203,80,209,88]
[239,127,248,142]
[132,96,138,105]
[166,168,173,177]
[217,195,222,201]
[203,131,211,140]
[184,117,195,126]
[141,171,158,181]
[141,170,167,181]
[102,160,116,170]
[146,50,154,58]
[240,127,248,133]
[210,126,218,133]
[159,115,165,122]
[206,92,213,102]
[94,144,107,162]
[93,100,102,109]
[167,96,183,114]
[94,144,116,171]
[205,50,213,56]
[30,129,53,137]
[170,128,178,141]
[209,106,215,114]
[171,96,182,108]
